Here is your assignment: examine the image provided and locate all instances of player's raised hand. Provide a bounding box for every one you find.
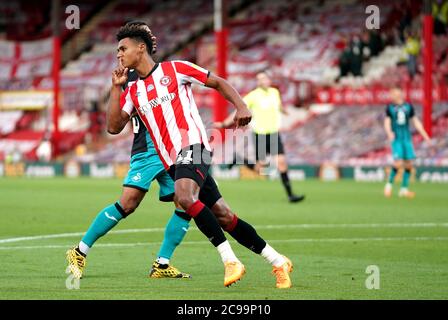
[234,108,252,128]
[112,67,128,86]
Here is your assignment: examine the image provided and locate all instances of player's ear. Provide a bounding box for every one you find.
[138,42,146,54]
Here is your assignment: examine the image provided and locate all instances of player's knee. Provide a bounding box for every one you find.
[219,212,235,229]
[404,161,413,170]
[176,194,196,211]
[212,201,234,228]
[121,204,136,216]
[278,162,288,172]
[120,196,141,216]
[277,156,288,171]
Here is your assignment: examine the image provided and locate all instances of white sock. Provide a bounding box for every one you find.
[261,244,286,267]
[217,241,240,264]
[156,257,170,265]
[78,241,90,255]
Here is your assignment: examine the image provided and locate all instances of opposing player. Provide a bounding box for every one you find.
[66,22,197,282]
[110,24,293,287]
[383,87,431,198]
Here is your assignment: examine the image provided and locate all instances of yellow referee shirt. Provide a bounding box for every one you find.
[243,87,282,134]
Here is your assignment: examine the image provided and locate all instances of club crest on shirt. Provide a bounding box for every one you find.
[160,76,171,86]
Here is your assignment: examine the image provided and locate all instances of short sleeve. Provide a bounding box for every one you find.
[409,104,415,118]
[120,86,134,116]
[385,105,392,118]
[173,60,210,86]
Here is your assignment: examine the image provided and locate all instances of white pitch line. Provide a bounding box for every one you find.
[1,237,448,251]
[0,227,166,244]
[0,222,447,245]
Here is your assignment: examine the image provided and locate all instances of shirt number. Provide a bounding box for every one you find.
[176,150,193,165]
[132,117,140,134]
[397,109,406,125]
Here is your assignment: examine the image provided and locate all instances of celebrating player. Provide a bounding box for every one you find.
[110,23,293,288]
[383,87,431,198]
[67,22,293,289]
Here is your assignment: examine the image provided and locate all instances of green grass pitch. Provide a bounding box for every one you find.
[0,177,447,300]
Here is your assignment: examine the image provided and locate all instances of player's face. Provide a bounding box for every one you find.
[257,73,271,89]
[390,88,403,104]
[116,38,145,69]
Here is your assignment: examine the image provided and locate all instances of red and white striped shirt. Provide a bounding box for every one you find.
[120,60,211,169]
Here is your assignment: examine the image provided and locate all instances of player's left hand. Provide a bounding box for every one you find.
[234,108,252,128]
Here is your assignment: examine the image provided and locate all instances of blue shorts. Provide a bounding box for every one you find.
[391,139,416,161]
[122,152,174,202]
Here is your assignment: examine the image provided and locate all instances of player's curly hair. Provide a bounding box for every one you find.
[116,22,157,55]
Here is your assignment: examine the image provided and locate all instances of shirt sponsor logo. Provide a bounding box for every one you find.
[354,167,385,182]
[138,93,176,115]
[419,171,448,183]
